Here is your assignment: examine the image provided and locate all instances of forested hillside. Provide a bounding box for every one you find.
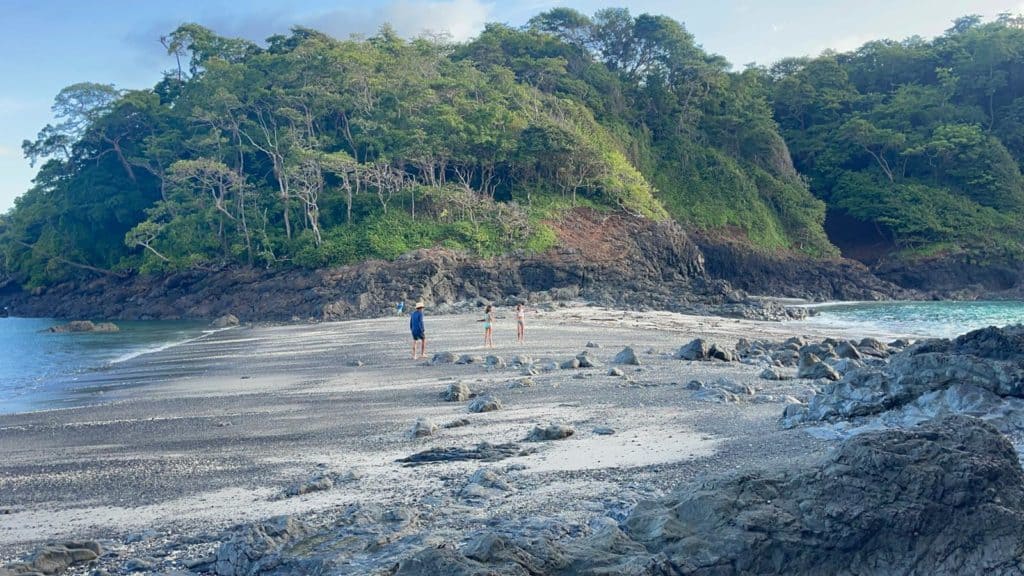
[767,14,1024,267]
[0,8,832,289]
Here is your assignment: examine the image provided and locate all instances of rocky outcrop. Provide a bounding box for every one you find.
[694,233,910,301]
[394,416,1024,575]
[1,541,102,575]
[782,325,1024,439]
[0,209,905,322]
[46,320,119,333]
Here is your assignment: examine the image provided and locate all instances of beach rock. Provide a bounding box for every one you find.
[612,347,640,365]
[406,418,438,439]
[465,468,512,493]
[685,379,703,390]
[468,395,502,413]
[675,338,708,361]
[284,475,333,497]
[526,424,575,442]
[444,418,471,428]
[708,343,736,362]
[211,314,239,328]
[215,516,309,576]
[485,355,506,368]
[692,388,739,403]
[14,542,102,575]
[46,320,119,333]
[397,442,535,466]
[830,358,865,375]
[797,352,840,381]
[575,351,601,368]
[623,416,1024,575]
[456,354,484,365]
[592,426,616,435]
[442,381,471,402]
[512,355,533,366]
[760,367,788,381]
[836,341,862,360]
[782,325,1024,437]
[585,341,601,348]
[608,367,624,377]
[124,558,155,573]
[559,358,581,370]
[432,351,457,364]
[347,359,364,367]
[508,377,535,389]
[858,337,890,358]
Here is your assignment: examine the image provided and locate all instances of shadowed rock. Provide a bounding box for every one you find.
[396,442,536,466]
[612,347,640,365]
[468,395,502,413]
[525,424,575,442]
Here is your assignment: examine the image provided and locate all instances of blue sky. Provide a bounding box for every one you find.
[1,0,1020,212]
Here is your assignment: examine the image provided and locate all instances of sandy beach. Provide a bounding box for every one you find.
[0,304,913,571]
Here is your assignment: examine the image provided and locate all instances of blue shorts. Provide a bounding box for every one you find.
[412,331,425,341]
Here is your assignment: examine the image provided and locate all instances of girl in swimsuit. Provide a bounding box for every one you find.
[483,305,494,348]
[515,304,526,343]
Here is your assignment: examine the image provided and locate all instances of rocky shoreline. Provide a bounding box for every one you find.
[0,211,913,324]
[3,307,1024,575]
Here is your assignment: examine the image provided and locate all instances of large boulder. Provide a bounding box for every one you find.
[620,416,1024,575]
[211,314,240,328]
[47,320,119,333]
[612,347,641,365]
[796,352,840,381]
[675,338,708,361]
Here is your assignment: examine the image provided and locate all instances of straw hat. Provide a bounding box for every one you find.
[415,301,424,309]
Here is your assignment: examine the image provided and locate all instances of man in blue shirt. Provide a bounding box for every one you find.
[410,301,426,359]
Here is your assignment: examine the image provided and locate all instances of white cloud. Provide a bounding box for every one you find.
[386,0,492,41]
[812,33,878,56]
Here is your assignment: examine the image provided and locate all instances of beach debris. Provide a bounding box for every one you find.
[797,352,841,381]
[406,417,438,439]
[211,314,240,328]
[396,442,535,466]
[432,351,457,364]
[526,424,575,442]
[612,347,641,365]
[442,381,472,402]
[468,395,502,413]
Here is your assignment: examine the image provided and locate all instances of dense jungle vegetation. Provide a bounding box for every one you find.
[2,9,1023,288]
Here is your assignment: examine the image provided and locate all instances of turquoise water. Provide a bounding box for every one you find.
[0,318,210,415]
[803,300,1024,339]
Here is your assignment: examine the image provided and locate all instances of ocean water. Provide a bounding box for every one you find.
[0,318,211,415]
[800,300,1024,339]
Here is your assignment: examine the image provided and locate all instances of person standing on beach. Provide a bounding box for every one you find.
[515,303,526,343]
[482,304,495,348]
[410,301,426,359]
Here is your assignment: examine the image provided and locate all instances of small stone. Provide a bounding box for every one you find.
[406,417,438,439]
[124,558,155,573]
[485,355,506,368]
[442,381,471,402]
[608,367,625,377]
[526,423,575,441]
[576,351,601,368]
[468,395,502,413]
[347,359,364,367]
[432,351,457,364]
[612,347,641,365]
[560,358,581,370]
[444,418,471,428]
[685,380,703,390]
[586,341,601,348]
[210,314,239,328]
[592,426,616,435]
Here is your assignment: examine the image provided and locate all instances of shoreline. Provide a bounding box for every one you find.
[0,304,912,562]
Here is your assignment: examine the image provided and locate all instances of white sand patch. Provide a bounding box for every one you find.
[522,426,720,472]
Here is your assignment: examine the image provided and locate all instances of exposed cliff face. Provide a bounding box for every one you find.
[872,253,1024,297]
[694,232,912,302]
[0,210,716,321]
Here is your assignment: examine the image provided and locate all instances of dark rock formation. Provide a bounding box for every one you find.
[394,416,1024,576]
[46,320,119,333]
[783,325,1024,437]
